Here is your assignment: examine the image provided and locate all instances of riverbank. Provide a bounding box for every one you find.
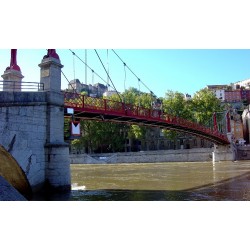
[70,148,213,164]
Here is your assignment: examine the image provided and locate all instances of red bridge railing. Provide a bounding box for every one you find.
[64,92,229,144]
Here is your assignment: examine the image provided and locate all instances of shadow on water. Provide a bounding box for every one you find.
[32,172,250,201]
[184,171,250,201]
[69,172,250,201]
[32,190,72,201]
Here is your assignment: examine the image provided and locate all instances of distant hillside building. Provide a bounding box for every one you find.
[234,78,250,90]
[207,79,250,104]
[206,78,250,145]
[68,79,84,93]
[213,89,225,101]
[206,84,228,90]
[224,90,242,102]
[67,79,108,97]
[206,85,227,101]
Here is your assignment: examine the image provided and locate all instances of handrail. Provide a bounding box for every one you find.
[0,80,44,92]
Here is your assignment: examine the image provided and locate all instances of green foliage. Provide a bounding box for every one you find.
[191,88,223,125]
[108,87,153,142]
[71,138,84,150]
[80,91,88,96]
[128,125,146,139]
[64,118,71,139]
[122,87,142,105]
[107,87,154,109]
[162,90,193,119]
[71,120,127,153]
[162,130,179,140]
[138,93,154,109]
[160,88,224,138]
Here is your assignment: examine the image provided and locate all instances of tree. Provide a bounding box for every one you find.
[93,121,126,153]
[70,119,127,153]
[162,90,193,119]
[107,87,154,143]
[162,129,179,140]
[73,120,98,153]
[128,125,146,140]
[161,90,193,140]
[191,88,223,126]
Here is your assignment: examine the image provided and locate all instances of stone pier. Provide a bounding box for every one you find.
[39,56,70,191]
[212,133,236,162]
[0,51,71,193]
[212,144,236,162]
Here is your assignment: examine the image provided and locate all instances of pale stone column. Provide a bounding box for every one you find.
[1,69,24,91]
[39,53,71,192]
[212,144,236,162]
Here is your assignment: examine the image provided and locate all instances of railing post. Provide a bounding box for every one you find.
[1,72,24,92]
[104,99,107,111]
[123,103,126,115]
[82,95,85,109]
[158,110,161,119]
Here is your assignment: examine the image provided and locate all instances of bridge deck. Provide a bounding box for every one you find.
[64,92,230,145]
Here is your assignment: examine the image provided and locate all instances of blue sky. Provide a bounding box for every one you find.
[0,49,250,98]
[1,2,250,98]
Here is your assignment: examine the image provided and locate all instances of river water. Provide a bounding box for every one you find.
[69,160,250,201]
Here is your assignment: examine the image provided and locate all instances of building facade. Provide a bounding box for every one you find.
[67,79,108,97]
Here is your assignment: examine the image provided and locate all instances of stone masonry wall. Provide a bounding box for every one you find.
[0,92,47,189]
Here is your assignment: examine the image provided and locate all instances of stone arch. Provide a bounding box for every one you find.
[0,145,32,200]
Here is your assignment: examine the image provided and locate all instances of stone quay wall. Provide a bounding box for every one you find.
[70,148,213,164]
[236,145,250,160]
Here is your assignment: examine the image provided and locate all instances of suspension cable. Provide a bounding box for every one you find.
[111,49,156,97]
[69,49,122,94]
[138,78,141,106]
[92,70,94,85]
[107,49,109,88]
[123,62,127,103]
[61,70,76,93]
[73,52,76,81]
[94,49,122,102]
[85,49,87,84]
[69,49,111,88]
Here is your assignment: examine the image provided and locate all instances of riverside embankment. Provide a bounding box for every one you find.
[70,148,213,164]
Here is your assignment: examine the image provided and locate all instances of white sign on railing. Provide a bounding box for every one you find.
[71,121,81,136]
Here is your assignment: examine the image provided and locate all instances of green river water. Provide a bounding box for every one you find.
[68,160,250,201]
